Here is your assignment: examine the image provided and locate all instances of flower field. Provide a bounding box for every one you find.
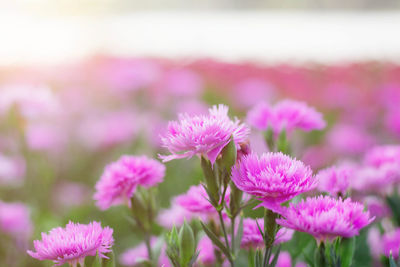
[0,57,400,267]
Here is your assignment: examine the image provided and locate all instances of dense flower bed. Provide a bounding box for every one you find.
[0,57,399,266]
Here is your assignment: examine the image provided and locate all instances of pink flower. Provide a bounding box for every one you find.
[269,251,307,267]
[316,163,355,197]
[363,196,391,219]
[27,221,114,267]
[79,110,138,150]
[174,184,229,215]
[0,201,32,242]
[241,218,293,249]
[352,165,399,194]
[0,154,25,186]
[158,201,195,228]
[364,145,400,168]
[367,227,382,260]
[94,155,165,210]
[383,228,400,259]
[196,236,216,266]
[231,152,316,209]
[276,196,374,243]
[120,238,171,267]
[326,124,375,155]
[160,104,249,164]
[247,100,325,134]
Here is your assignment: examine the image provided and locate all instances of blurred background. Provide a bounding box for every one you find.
[0,1,399,266]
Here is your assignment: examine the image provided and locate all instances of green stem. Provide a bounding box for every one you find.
[231,217,235,254]
[145,233,153,263]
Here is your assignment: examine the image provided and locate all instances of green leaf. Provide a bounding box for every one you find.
[389,252,399,267]
[255,249,263,267]
[386,196,400,226]
[269,245,281,267]
[102,250,116,267]
[234,216,244,254]
[92,252,102,267]
[201,157,219,204]
[339,237,355,267]
[179,221,196,266]
[200,221,232,262]
[220,136,237,173]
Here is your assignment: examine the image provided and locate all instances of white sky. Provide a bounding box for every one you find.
[1,11,400,65]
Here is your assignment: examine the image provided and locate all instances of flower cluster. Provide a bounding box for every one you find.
[247,100,326,134]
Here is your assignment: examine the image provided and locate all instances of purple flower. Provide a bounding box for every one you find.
[27,221,114,267]
[231,152,316,209]
[94,155,165,210]
[160,104,249,164]
[316,163,355,197]
[241,218,293,249]
[247,100,325,134]
[276,196,374,243]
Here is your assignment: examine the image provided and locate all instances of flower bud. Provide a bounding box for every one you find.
[179,221,196,266]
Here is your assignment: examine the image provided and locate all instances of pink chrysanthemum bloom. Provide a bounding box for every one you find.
[383,228,400,259]
[231,152,316,210]
[316,163,355,197]
[160,104,249,164]
[241,218,293,249]
[247,100,325,134]
[0,201,32,242]
[94,155,165,210]
[276,196,374,243]
[27,221,114,267]
[174,184,230,215]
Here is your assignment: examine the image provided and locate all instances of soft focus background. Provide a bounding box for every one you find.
[0,1,400,266]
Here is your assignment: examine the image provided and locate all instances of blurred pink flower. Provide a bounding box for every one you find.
[0,84,60,119]
[241,218,293,249]
[247,100,325,134]
[53,181,91,208]
[174,184,229,215]
[326,124,375,155]
[160,104,249,164]
[367,227,382,260]
[158,201,195,228]
[364,145,400,168]
[383,228,400,259]
[79,110,138,150]
[27,221,113,267]
[0,154,25,186]
[231,152,316,210]
[269,251,307,267]
[94,155,165,210]
[233,78,275,108]
[0,201,32,242]
[385,107,400,138]
[363,196,391,220]
[162,68,203,97]
[316,162,356,197]
[276,196,374,243]
[25,123,67,153]
[196,236,216,266]
[120,238,171,267]
[352,164,399,194]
